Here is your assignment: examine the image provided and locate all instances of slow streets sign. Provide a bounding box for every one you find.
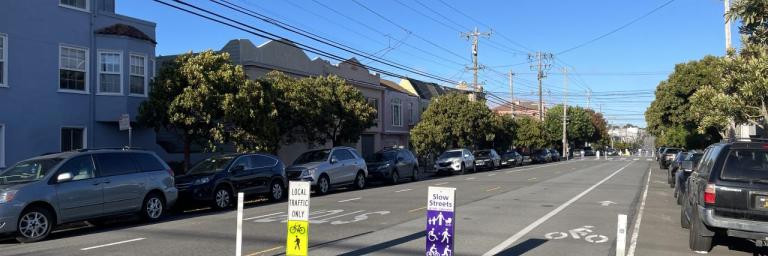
[426,186,456,256]
[286,181,310,256]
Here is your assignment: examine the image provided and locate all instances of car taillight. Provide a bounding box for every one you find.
[704,183,716,205]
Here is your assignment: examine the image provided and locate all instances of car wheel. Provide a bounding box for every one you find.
[354,171,366,190]
[412,168,419,182]
[390,170,399,185]
[142,193,165,222]
[676,189,683,205]
[317,175,330,195]
[269,181,285,202]
[668,170,675,188]
[458,163,465,175]
[16,207,54,243]
[689,210,713,252]
[212,186,232,210]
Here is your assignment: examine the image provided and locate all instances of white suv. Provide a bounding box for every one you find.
[287,147,368,194]
[434,149,475,175]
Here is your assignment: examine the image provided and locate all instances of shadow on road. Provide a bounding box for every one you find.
[494,238,548,256]
[336,231,423,256]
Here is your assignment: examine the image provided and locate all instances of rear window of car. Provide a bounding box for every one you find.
[720,149,768,181]
[131,153,166,172]
[665,149,681,154]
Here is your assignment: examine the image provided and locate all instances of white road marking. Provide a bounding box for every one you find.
[315,210,365,222]
[482,161,634,256]
[488,173,496,176]
[337,197,361,203]
[81,238,145,251]
[434,182,449,186]
[627,168,652,256]
[465,177,476,180]
[528,177,537,181]
[395,188,412,193]
[244,212,284,221]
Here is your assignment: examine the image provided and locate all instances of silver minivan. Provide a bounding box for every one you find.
[0,149,177,242]
[286,147,368,194]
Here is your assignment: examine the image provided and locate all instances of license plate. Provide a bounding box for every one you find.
[477,162,485,166]
[755,195,768,210]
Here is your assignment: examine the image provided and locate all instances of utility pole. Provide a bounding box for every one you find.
[462,27,492,93]
[528,52,553,121]
[509,70,515,117]
[725,0,732,51]
[586,89,592,109]
[562,67,568,160]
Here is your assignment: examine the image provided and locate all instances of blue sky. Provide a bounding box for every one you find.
[118,0,738,127]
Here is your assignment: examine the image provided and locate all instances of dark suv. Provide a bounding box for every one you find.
[175,153,287,210]
[365,148,419,184]
[681,141,768,252]
[659,147,682,169]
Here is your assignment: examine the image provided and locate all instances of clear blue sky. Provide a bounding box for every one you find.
[118,0,738,127]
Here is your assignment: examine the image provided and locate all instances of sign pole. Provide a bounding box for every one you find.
[236,192,244,256]
[128,127,132,148]
[617,214,627,256]
[287,181,310,256]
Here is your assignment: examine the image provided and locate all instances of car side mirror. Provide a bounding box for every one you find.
[330,156,339,164]
[232,165,245,173]
[57,172,73,183]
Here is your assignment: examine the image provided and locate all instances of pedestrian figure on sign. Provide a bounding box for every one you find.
[441,247,452,256]
[428,228,438,242]
[436,212,445,226]
[440,228,451,243]
[294,236,301,250]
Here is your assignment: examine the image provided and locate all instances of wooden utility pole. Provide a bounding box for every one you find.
[562,67,568,159]
[462,27,491,93]
[725,0,732,51]
[509,70,515,117]
[528,52,553,121]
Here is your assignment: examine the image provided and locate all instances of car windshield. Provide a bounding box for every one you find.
[366,151,396,162]
[583,147,593,151]
[439,151,462,159]
[474,150,491,157]
[0,158,64,185]
[721,150,768,181]
[687,153,704,163]
[187,155,235,175]
[665,148,681,154]
[294,150,330,165]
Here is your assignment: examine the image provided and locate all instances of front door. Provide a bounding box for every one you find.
[250,155,278,194]
[55,155,103,222]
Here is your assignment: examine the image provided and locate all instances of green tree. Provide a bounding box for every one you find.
[489,114,516,152]
[268,72,376,147]
[514,116,547,150]
[727,0,768,45]
[139,50,243,171]
[586,109,610,148]
[222,78,281,153]
[544,105,595,147]
[410,93,496,156]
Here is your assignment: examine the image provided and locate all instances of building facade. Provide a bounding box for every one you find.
[492,100,546,119]
[0,0,167,168]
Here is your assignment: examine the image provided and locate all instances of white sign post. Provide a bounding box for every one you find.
[426,186,456,256]
[119,114,131,147]
[287,181,310,256]
[235,192,244,256]
[617,214,627,256]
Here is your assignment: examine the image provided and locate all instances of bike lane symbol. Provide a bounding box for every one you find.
[544,225,609,244]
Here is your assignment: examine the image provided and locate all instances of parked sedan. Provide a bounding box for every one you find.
[434,149,475,175]
[473,149,501,170]
[674,151,703,205]
[287,147,368,195]
[366,148,419,184]
[548,149,561,161]
[500,151,523,167]
[175,153,287,210]
[531,149,552,164]
[666,151,688,188]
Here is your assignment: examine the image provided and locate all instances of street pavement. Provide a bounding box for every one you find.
[2,157,761,255]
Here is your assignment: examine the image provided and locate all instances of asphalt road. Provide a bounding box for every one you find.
[4,157,755,255]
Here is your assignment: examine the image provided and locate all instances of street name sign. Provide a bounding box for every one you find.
[426,186,456,256]
[286,181,310,256]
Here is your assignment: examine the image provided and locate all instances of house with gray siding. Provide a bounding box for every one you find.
[0,0,169,167]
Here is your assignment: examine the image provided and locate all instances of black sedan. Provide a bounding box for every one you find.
[366,148,419,184]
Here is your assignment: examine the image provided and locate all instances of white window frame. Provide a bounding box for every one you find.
[97,50,123,96]
[392,98,402,127]
[0,124,5,168]
[128,53,148,97]
[60,126,87,152]
[58,44,89,94]
[59,0,90,13]
[0,33,7,87]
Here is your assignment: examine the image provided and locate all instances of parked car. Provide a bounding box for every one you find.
[0,148,177,243]
[659,147,682,169]
[606,148,619,156]
[473,149,501,170]
[667,151,689,188]
[656,147,667,161]
[531,149,552,164]
[365,148,419,184]
[433,149,475,175]
[286,147,368,195]
[175,153,287,210]
[680,140,768,252]
[674,151,704,205]
[500,151,524,167]
[549,149,562,162]
[582,146,596,156]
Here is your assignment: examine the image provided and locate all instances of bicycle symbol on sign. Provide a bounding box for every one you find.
[289,223,306,235]
[544,225,608,243]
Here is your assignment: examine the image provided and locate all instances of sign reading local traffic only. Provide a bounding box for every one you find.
[286,181,310,256]
[426,186,456,256]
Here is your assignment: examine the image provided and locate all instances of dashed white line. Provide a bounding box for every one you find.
[395,188,413,193]
[337,197,361,203]
[244,212,284,221]
[465,177,476,180]
[81,238,146,251]
[482,161,634,256]
[627,168,652,256]
[434,182,449,186]
[488,173,496,176]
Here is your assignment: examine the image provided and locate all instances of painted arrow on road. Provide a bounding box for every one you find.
[598,201,616,206]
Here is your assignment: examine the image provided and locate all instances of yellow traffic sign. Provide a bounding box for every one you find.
[286,220,308,256]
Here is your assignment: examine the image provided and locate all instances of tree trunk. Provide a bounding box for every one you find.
[183,137,191,174]
[762,99,768,138]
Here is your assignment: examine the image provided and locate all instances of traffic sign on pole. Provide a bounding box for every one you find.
[426,186,456,256]
[286,181,310,256]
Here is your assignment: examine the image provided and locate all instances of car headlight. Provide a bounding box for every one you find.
[192,177,210,185]
[301,168,316,177]
[0,190,17,204]
[377,164,391,170]
[452,159,461,164]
